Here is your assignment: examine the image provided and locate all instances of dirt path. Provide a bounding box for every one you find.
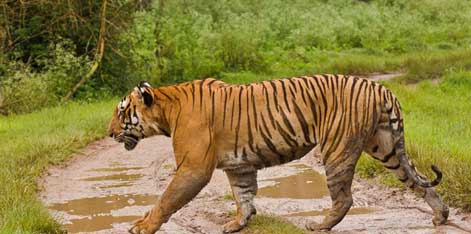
[39,136,471,234]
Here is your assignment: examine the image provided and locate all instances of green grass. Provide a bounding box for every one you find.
[0,100,116,233]
[243,215,305,234]
[222,194,235,201]
[219,49,471,85]
[357,71,471,210]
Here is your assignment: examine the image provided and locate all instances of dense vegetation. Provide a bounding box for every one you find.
[2,0,471,113]
[1,0,471,233]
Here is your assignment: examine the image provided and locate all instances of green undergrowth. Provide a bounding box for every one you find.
[356,71,471,210]
[0,100,116,233]
[219,49,471,85]
[243,215,305,234]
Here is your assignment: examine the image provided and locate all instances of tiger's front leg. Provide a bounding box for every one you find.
[129,165,214,234]
[223,167,258,233]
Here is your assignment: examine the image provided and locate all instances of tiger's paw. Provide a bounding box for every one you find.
[432,207,449,226]
[222,220,245,234]
[128,212,160,234]
[305,221,331,232]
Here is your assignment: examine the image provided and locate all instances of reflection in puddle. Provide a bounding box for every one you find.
[258,165,329,199]
[285,207,380,217]
[50,194,158,233]
[64,215,142,233]
[91,166,144,172]
[50,164,157,233]
[80,173,143,181]
[98,182,133,189]
[49,194,158,216]
[408,225,434,230]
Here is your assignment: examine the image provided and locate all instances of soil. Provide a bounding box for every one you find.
[38,74,471,234]
[39,136,471,234]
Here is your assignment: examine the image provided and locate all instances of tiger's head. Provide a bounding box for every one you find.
[107,81,170,151]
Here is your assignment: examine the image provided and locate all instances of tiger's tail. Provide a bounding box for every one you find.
[394,135,442,188]
[390,97,442,188]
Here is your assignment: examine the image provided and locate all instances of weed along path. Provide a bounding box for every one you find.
[39,136,471,234]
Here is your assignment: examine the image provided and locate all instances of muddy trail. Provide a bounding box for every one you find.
[39,74,471,234]
[39,136,471,234]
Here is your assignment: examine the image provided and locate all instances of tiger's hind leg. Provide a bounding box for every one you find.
[306,145,362,231]
[365,127,449,225]
[222,167,258,233]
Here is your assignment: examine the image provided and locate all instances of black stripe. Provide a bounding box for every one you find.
[199,80,204,109]
[262,83,277,129]
[156,89,172,100]
[379,149,396,163]
[385,163,401,170]
[250,85,258,129]
[398,175,408,182]
[260,114,273,138]
[211,91,216,127]
[254,145,272,167]
[191,83,196,109]
[275,121,298,148]
[234,87,244,157]
[223,90,228,127]
[269,81,280,112]
[279,107,296,135]
[259,127,286,163]
[292,100,312,144]
[280,80,291,112]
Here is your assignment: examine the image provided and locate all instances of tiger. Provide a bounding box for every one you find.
[107,75,449,234]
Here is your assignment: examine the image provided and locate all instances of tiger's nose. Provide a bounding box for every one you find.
[109,133,114,138]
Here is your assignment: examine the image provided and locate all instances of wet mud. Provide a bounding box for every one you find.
[258,165,329,199]
[40,136,471,234]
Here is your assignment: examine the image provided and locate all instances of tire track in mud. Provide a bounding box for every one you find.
[39,136,471,234]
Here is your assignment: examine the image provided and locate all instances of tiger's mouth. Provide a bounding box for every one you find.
[115,134,140,151]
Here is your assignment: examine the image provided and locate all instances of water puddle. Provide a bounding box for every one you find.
[80,173,143,182]
[91,166,145,172]
[49,166,156,233]
[49,193,159,233]
[258,165,329,199]
[285,207,380,217]
[407,225,434,230]
[63,215,142,233]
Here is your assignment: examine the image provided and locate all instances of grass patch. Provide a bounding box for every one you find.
[0,100,116,233]
[220,49,471,85]
[400,50,471,83]
[357,71,471,210]
[243,215,305,234]
[222,194,234,201]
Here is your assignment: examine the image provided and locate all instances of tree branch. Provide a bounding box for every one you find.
[64,0,108,101]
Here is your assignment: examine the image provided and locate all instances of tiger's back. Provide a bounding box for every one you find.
[178,75,391,170]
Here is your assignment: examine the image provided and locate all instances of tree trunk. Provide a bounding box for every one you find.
[64,0,107,101]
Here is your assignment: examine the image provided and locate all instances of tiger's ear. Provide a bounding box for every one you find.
[137,81,153,107]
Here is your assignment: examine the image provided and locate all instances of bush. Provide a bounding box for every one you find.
[0,41,90,114]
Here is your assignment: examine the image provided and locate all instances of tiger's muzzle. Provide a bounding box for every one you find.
[114,133,140,151]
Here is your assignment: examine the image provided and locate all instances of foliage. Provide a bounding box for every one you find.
[3,0,471,114]
[0,41,90,114]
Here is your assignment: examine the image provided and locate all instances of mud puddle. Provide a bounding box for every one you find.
[284,207,380,217]
[47,168,159,233]
[258,165,329,199]
[50,193,158,232]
